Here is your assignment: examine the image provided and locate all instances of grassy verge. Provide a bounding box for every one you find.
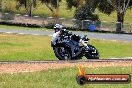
[0,33,56,61]
[0,66,132,88]
[0,33,131,61]
[89,39,132,59]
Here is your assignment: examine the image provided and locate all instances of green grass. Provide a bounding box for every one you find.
[0,66,132,88]
[0,33,56,61]
[98,10,132,24]
[0,33,131,61]
[89,39,132,58]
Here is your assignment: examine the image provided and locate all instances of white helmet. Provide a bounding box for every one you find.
[54,24,63,29]
[54,24,63,32]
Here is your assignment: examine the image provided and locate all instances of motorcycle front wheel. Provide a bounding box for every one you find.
[85,45,99,59]
[54,47,71,60]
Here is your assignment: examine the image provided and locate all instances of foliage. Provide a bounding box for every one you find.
[16,0,37,9]
[44,22,55,29]
[74,4,100,29]
[96,0,115,15]
[66,0,132,14]
[1,13,15,21]
[40,0,61,9]
[0,22,41,28]
[16,0,37,16]
[39,0,62,17]
[74,4,99,21]
[0,0,2,11]
[66,0,83,9]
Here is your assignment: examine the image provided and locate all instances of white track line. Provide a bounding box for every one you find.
[48,35,52,36]
[18,33,24,34]
[6,32,11,34]
[32,34,39,35]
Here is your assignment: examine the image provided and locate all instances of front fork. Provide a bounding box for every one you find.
[79,39,97,54]
[79,39,90,52]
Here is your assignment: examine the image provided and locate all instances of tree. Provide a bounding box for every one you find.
[39,0,61,17]
[66,0,132,32]
[106,0,132,32]
[16,0,37,17]
[66,0,84,9]
[0,0,2,11]
[74,4,100,29]
[74,4,99,21]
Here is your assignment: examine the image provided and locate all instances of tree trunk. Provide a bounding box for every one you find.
[0,0,2,12]
[29,3,32,17]
[116,12,124,33]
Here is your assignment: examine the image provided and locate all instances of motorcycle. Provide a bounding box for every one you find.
[51,29,99,60]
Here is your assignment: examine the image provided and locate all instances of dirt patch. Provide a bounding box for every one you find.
[0,61,132,73]
[0,33,12,36]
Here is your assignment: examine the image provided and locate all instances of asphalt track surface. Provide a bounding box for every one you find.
[0,28,132,42]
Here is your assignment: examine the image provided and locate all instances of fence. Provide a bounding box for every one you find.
[0,12,132,32]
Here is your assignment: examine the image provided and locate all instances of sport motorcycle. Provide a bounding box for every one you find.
[51,29,99,60]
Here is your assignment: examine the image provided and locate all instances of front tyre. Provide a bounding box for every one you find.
[85,45,99,59]
[85,53,99,59]
[54,47,71,60]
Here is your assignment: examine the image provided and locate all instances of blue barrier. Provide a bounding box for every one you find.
[89,24,96,31]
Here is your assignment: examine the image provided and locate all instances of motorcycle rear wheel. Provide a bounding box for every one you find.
[54,47,71,60]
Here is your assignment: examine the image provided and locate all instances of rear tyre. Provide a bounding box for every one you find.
[54,47,71,60]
